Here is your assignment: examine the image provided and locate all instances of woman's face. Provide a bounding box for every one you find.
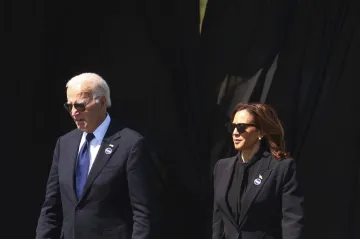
[232,110,261,151]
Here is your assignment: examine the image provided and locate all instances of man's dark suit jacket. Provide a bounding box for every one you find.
[212,150,304,239]
[36,120,159,239]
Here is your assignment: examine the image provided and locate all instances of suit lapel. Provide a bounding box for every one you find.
[77,120,123,204]
[218,155,238,228]
[238,152,273,228]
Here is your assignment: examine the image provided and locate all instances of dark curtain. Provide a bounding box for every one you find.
[200,0,360,238]
[266,0,360,238]
[6,0,205,238]
[5,0,360,238]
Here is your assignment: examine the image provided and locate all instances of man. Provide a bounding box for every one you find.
[36,73,159,239]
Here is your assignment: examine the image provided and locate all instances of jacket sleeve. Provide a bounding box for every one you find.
[212,160,224,239]
[281,158,304,239]
[35,138,63,239]
[127,137,159,239]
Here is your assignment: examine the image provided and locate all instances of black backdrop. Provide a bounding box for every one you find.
[4,0,359,238]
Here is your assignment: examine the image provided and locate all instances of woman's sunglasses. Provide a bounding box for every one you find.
[226,123,257,133]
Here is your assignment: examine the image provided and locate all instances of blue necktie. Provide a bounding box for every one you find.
[75,133,95,199]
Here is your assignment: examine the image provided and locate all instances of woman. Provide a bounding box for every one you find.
[212,103,304,239]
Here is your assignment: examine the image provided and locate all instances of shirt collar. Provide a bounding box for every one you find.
[82,113,111,143]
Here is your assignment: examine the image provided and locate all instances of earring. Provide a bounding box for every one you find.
[258,137,262,140]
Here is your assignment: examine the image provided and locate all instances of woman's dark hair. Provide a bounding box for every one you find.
[230,103,290,159]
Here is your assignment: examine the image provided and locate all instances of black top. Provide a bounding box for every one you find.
[226,146,265,224]
[213,146,304,239]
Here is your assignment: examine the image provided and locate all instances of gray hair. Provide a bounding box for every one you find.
[66,72,112,108]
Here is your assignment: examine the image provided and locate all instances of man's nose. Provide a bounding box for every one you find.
[71,106,80,116]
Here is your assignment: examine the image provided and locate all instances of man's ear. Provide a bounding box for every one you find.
[100,96,107,107]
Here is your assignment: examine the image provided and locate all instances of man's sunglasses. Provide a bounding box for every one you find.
[227,123,257,133]
[63,98,99,112]
[63,102,87,112]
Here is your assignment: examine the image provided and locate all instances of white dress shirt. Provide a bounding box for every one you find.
[78,114,111,174]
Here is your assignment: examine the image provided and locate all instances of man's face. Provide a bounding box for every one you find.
[66,84,105,133]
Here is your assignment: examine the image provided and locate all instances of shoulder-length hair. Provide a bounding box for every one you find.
[230,103,290,159]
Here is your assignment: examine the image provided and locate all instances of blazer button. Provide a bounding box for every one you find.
[75,207,81,212]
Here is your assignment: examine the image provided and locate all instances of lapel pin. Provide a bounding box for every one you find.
[109,144,114,147]
[259,174,263,179]
[254,178,261,185]
[105,147,112,155]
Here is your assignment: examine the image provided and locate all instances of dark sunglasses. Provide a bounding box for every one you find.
[64,102,86,112]
[63,98,99,112]
[227,123,257,133]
